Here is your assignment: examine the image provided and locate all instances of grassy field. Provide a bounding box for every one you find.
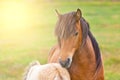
[0,1,120,80]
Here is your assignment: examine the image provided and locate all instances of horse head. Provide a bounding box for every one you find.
[55,9,88,68]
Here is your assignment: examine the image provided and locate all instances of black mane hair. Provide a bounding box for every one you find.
[88,25,102,69]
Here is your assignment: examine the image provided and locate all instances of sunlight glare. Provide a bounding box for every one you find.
[0,1,40,40]
[0,1,44,47]
[1,2,30,31]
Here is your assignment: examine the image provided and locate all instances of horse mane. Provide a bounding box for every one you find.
[88,30,102,69]
[81,18,102,70]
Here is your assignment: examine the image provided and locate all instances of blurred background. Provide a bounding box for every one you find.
[0,0,120,80]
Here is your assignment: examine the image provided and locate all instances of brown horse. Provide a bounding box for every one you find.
[48,9,104,80]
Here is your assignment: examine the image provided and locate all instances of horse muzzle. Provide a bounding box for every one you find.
[59,57,72,68]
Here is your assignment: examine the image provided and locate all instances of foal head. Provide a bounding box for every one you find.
[55,9,88,68]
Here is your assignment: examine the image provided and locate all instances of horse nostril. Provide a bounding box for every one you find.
[59,58,72,68]
[67,58,70,63]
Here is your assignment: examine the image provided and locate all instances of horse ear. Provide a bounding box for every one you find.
[55,9,61,18]
[80,18,89,46]
[76,8,82,21]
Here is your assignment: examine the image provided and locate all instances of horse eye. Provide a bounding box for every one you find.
[74,32,78,36]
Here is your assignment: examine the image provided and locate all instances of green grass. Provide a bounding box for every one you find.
[0,1,120,80]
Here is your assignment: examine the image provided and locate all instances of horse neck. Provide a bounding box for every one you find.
[76,35,96,63]
[69,35,97,79]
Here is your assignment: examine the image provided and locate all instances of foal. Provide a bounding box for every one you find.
[24,61,70,80]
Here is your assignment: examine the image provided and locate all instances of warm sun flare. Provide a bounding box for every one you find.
[0,1,40,39]
[1,2,30,31]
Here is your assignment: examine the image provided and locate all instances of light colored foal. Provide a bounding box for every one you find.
[24,61,70,80]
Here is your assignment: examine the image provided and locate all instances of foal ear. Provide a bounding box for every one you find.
[55,9,61,18]
[76,8,82,21]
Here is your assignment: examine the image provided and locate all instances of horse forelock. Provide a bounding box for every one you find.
[55,11,89,47]
[55,11,76,40]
